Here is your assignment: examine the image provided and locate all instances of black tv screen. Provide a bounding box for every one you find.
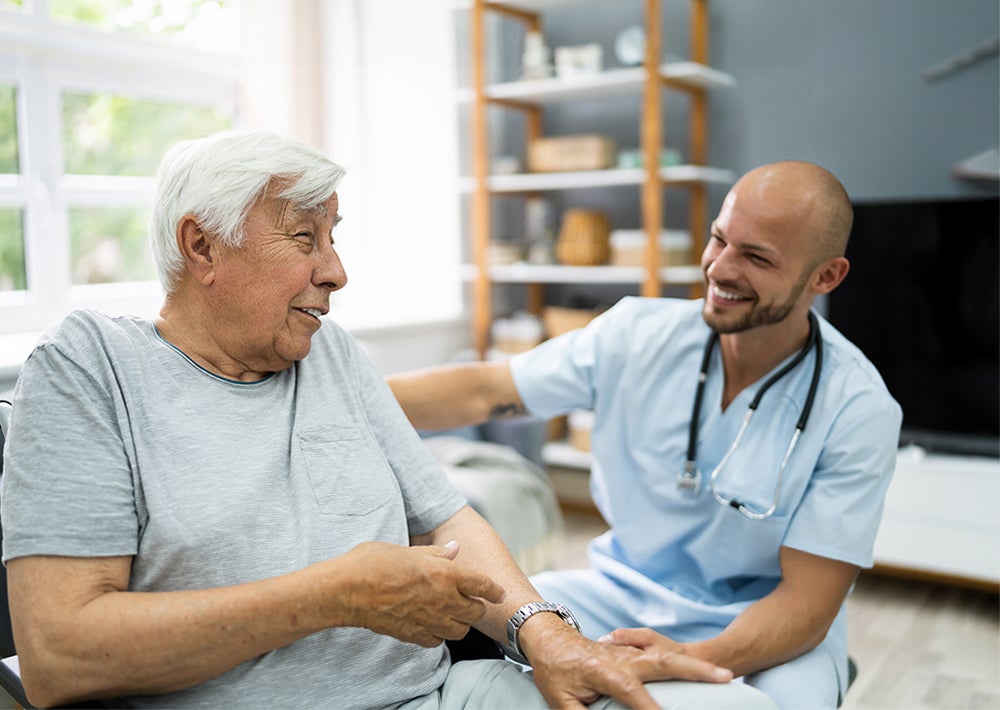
[827,197,999,457]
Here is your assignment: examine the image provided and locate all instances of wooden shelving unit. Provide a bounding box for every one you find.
[462,0,736,356]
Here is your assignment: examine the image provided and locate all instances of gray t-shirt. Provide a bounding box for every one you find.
[2,309,467,708]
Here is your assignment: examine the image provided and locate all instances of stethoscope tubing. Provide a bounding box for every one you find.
[680,311,823,519]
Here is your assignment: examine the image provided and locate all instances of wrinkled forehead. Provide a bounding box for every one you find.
[273,192,339,224]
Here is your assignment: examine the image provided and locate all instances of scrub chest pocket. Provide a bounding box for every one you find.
[296,426,397,516]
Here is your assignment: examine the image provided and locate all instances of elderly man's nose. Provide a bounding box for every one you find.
[316,243,347,291]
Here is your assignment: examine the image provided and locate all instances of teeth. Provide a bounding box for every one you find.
[300,308,322,318]
[712,285,744,301]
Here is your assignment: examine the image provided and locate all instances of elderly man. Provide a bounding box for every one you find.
[389,161,903,708]
[1,131,771,709]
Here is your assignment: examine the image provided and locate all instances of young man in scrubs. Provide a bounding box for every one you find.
[388,161,903,709]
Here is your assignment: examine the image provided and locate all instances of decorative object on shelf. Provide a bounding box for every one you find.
[616,146,682,169]
[461,0,736,358]
[487,240,524,265]
[609,229,692,267]
[546,415,568,442]
[525,197,557,265]
[528,134,616,173]
[493,155,522,175]
[542,305,603,339]
[521,30,554,80]
[554,43,603,78]
[568,409,595,452]
[556,209,611,266]
[614,25,645,66]
[491,311,544,354]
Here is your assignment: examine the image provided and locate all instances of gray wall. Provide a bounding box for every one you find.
[708,0,999,201]
[483,0,998,315]
[512,0,999,208]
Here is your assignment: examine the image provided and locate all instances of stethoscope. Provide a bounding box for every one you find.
[676,311,823,520]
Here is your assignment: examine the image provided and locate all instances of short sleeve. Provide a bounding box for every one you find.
[783,377,903,567]
[510,299,650,418]
[2,322,140,562]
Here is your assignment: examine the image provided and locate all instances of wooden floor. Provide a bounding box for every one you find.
[555,508,1000,710]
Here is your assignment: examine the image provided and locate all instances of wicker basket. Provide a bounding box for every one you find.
[556,209,611,266]
[542,306,602,338]
[527,134,616,173]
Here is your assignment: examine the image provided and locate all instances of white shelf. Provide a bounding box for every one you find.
[461,262,702,285]
[458,165,735,193]
[452,0,611,12]
[456,62,736,106]
[542,440,592,470]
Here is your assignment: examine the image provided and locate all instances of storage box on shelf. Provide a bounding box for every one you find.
[456,0,737,357]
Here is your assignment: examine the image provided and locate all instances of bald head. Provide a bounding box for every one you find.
[731,161,853,266]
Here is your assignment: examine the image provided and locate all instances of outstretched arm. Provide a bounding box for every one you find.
[387,360,525,431]
[604,546,858,678]
[8,537,503,707]
[417,506,733,709]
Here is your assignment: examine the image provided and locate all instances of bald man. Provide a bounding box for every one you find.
[389,161,902,708]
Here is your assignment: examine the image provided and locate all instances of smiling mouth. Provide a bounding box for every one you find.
[296,307,324,320]
[711,284,751,303]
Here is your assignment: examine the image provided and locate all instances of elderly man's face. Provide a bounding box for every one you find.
[207,191,346,374]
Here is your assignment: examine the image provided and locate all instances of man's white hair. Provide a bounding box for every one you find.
[149,130,347,293]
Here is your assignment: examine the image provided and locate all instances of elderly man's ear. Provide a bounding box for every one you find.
[176,215,216,285]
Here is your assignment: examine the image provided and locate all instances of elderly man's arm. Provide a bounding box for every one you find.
[387,361,523,431]
[7,541,503,708]
[414,506,733,709]
[603,547,858,679]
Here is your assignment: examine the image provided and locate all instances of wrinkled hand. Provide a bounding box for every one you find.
[340,540,504,647]
[525,622,732,709]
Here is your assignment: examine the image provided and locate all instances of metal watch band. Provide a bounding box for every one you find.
[501,601,581,665]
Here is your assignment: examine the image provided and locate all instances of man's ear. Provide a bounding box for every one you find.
[811,256,850,296]
[176,215,216,285]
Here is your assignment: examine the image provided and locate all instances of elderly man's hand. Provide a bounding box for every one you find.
[521,619,732,709]
[337,540,505,647]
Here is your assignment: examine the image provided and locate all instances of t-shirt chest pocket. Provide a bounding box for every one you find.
[295,426,396,516]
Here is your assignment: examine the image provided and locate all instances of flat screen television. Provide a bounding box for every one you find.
[827,196,999,457]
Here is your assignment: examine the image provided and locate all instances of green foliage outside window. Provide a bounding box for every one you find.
[63,92,232,176]
[0,85,18,175]
[49,0,236,51]
[0,209,26,292]
[69,206,154,285]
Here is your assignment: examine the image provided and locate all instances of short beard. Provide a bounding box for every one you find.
[703,272,810,334]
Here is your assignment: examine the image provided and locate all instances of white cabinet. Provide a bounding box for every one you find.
[544,443,1000,588]
[874,447,1000,588]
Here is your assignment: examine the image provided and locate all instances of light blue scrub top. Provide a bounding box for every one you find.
[511,297,902,638]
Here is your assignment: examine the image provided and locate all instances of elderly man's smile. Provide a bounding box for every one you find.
[294,306,325,322]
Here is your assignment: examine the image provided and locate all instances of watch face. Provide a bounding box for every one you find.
[615,25,645,66]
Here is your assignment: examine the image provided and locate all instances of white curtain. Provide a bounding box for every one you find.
[238,0,464,332]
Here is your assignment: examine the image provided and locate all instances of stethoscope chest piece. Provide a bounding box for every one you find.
[676,460,702,495]
[677,312,823,521]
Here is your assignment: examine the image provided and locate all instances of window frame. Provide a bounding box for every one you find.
[0,2,238,335]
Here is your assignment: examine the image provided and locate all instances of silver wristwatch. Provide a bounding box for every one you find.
[501,601,581,664]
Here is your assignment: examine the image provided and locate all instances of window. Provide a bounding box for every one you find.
[1,0,464,359]
[0,0,237,336]
[319,0,463,333]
